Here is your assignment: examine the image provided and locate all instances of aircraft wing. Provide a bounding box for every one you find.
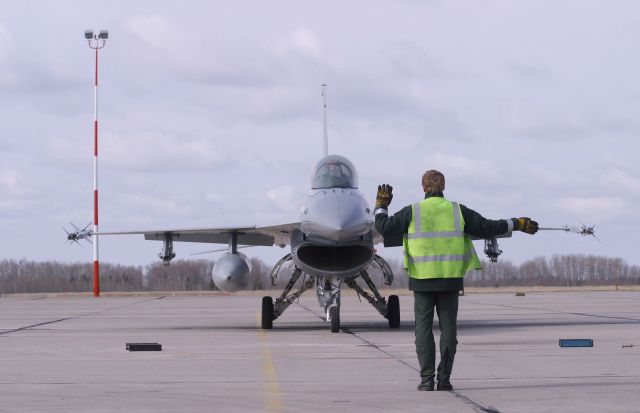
[96,222,299,247]
[372,228,385,245]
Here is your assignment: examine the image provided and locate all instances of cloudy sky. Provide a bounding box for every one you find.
[1,0,639,268]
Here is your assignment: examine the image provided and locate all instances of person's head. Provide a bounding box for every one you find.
[422,170,445,194]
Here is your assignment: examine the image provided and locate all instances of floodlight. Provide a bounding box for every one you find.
[99,30,109,39]
[84,30,94,40]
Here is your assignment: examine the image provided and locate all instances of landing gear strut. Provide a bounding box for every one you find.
[346,270,400,328]
[316,278,343,333]
[261,256,313,329]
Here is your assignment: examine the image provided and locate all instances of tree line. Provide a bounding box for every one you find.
[466,255,640,287]
[0,254,638,294]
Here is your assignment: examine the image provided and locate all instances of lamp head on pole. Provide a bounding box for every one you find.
[84,29,108,49]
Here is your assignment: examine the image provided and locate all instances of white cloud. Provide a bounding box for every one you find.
[102,131,229,170]
[423,152,499,179]
[126,15,174,49]
[266,185,295,211]
[205,193,221,203]
[116,192,193,216]
[0,168,38,216]
[290,27,321,57]
[0,24,11,58]
[0,168,20,191]
[554,196,625,217]
[600,169,640,195]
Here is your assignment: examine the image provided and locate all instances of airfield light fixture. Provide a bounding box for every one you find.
[84,29,108,297]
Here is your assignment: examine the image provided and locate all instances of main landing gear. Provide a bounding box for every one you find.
[345,270,400,329]
[260,254,400,332]
[261,296,274,330]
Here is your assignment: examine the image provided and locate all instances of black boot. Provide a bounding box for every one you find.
[436,379,453,391]
[417,375,435,391]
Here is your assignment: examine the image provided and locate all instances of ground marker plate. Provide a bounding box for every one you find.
[126,343,162,351]
[559,339,593,347]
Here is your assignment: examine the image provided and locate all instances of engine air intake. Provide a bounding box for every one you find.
[297,245,372,272]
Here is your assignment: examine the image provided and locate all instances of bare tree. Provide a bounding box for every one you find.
[2,255,638,294]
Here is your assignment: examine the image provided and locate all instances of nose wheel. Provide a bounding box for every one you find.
[329,306,340,333]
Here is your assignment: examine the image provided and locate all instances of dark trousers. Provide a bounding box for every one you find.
[413,290,459,382]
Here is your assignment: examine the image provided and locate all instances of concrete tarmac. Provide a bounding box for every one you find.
[1,291,639,413]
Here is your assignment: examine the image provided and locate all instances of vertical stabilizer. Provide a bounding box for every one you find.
[322,83,328,157]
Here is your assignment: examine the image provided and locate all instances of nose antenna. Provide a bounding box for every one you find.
[322,83,328,157]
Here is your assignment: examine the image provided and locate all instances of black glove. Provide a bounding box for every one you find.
[375,184,393,209]
[514,217,539,234]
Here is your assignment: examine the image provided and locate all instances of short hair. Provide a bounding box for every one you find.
[422,170,445,193]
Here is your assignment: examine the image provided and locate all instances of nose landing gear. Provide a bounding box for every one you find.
[317,278,343,333]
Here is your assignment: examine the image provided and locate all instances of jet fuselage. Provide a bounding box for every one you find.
[291,155,375,280]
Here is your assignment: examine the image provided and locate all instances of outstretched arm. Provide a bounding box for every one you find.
[460,205,538,238]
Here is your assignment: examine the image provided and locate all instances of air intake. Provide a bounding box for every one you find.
[296,245,373,272]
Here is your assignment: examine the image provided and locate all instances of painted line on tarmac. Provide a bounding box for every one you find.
[342,327,500,413]
[256,311,284,413]
[463,299,640,322]
[0,296,166,336]
[0,318,72,335]
[297,302,501,413]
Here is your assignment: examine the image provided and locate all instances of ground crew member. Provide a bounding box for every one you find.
[374,170,538,391]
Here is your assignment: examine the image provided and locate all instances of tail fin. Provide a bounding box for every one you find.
[322,83,328,157]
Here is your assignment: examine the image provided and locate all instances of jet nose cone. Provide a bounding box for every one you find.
[324,206,368,238]
[302,189,372,241]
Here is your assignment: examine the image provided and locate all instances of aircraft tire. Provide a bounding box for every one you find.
[388,295,400,328]
[261,296,274,329]
[330,306,340,333]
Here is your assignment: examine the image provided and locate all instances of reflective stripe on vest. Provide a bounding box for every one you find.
[405,249,475,264]
[406,201,464,239]
[403,198,481,279]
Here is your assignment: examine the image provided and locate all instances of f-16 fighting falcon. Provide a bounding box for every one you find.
[73,154,397,333]
[68,85,404,333]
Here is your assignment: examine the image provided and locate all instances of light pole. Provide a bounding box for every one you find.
[84,29,108,297]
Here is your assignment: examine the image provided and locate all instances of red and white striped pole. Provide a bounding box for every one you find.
[85,30,108,297]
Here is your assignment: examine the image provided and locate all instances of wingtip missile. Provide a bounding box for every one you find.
[539,221,598,240]
[63,222,94,245]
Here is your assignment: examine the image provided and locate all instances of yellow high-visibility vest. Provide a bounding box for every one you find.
[403,197,481,279]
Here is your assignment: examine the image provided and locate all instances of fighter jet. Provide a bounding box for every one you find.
[76,154,398,333]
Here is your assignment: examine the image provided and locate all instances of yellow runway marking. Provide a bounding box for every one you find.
[257,312,284,412]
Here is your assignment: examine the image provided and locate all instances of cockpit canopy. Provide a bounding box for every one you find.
[311,155,359,189]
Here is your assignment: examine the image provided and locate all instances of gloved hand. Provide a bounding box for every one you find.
[375,184,393,209]
[514,217,539,234]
